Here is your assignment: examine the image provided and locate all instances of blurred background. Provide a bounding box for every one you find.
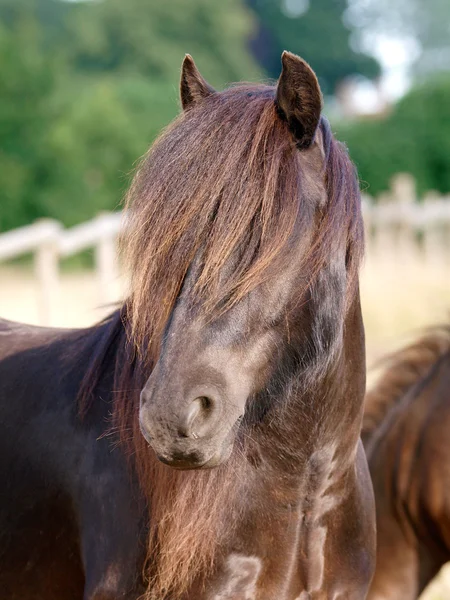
[0,0,449,596]
[1,0,449,360]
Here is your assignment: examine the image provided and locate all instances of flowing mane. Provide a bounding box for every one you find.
[78,82,364,599]
[122,84,363,356]
[363,325,450,444]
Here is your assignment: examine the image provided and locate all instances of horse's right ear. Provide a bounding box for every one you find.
[180,54,216,110]
[275,51,323,149]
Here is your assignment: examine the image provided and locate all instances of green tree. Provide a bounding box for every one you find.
[0,12,68,230]
[247,0,380,94]
[336,76,450,196]
[69,0,260,86]
[39,77,179,226]
[0,0,262,230]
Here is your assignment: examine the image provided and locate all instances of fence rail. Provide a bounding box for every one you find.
[0,173,449,325]
[0,212,122,325]
[362,173,450,267]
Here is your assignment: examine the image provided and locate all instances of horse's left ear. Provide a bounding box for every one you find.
[180,54,216,110]
[275,51,323,149]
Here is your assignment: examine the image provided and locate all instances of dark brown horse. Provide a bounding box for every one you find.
[363,326,450,600]
[0,53,375,599]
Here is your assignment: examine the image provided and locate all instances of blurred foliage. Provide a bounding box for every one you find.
[247,0,380,94]
[68,0,260,85]
[337,76,450,196]
[348,0,450,77]
[0,11,66,230]
[0,0,383,231]
[0,0,259,230]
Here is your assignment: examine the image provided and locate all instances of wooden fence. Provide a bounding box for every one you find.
[0,173,449,325]
[0,212,122,325]
[363,173,450,267]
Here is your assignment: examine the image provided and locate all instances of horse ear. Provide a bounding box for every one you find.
[180,54,216,110]
[275,51,323,149]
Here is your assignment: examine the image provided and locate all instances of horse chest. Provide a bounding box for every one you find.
[204,447,345,600]
[208,554,263,600]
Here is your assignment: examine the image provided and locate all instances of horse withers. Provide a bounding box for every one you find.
[364,326,450,600]
[0,53,375,599]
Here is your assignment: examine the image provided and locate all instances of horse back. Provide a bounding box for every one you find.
[418,353,450,545]
[0,317,137,599]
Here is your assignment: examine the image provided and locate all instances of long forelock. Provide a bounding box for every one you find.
[122,85,362,363]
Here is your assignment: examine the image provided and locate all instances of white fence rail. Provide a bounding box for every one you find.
[363,173,450,267]
[0,212,122,325]
[0,173,449,326]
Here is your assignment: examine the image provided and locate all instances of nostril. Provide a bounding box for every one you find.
[178,395,216,439]
[197,396,213,411]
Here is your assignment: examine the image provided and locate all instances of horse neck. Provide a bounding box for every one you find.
[254,291,366,477]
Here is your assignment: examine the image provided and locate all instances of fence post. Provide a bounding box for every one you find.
[372,190,393,262]
[422,191,441,268]
[94,213,119,307]
[390,172,416,205]
[390,173,418,264]
[34,219,62,326]
[361,194,373,257]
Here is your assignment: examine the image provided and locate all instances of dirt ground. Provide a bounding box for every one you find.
[0,257,449,598]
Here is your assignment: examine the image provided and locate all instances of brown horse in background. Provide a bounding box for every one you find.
[0,53,375,599]
[363,325,450,600]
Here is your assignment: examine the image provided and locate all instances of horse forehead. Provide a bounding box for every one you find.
[210,554,262,600]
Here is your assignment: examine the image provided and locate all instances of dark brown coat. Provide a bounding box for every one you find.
[364,326,450,600]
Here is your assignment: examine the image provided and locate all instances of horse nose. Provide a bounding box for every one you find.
[177,394,219,439]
